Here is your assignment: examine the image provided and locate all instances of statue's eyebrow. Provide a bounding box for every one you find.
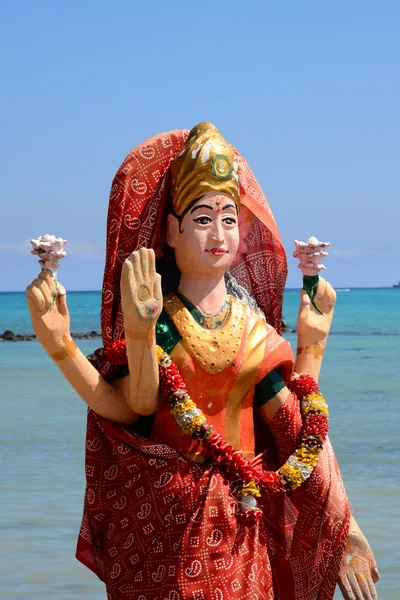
[222,204,236,211]
[190,204,214,214]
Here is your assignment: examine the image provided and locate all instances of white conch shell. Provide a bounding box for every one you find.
[30,234,67,275]
[293,237,330,276]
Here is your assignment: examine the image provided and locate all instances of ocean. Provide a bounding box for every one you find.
[1,288,399,599]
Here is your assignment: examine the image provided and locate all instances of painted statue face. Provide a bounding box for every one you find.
[167,192,240,278]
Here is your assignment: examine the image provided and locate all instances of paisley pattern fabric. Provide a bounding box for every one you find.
[76,393,350,600]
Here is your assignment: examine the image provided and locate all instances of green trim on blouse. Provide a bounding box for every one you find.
[156,309,181,354]
[176,292,231,329]
[253,368,286,407]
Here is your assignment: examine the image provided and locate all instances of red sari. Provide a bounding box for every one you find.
[77,298,350,599]
[77,127,350,598]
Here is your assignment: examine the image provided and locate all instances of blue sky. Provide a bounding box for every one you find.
[1,1,399,290]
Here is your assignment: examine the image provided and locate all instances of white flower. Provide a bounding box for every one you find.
[30,234,67,275]
[292,237,330,276]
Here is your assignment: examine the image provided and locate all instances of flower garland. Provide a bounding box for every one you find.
[155,345,330,526]
[100,339,330,526]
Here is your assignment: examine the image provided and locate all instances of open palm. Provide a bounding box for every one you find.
[120,248,163,334]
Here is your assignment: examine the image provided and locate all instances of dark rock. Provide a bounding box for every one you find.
[71,331,102,339]
[2,330,16,341]
[1,330,101,341]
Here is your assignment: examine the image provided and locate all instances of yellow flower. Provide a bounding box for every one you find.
[171,398,197,416]
[302,393,329,417]
[279,464,303,490]
[181,414,207,436]
[294,447,320,467]
[235,480,261,499]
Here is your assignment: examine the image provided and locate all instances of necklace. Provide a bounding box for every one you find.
[176,291,231,329]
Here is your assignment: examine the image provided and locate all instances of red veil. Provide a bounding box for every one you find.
[77,129,350,599]
[98,129,287,381]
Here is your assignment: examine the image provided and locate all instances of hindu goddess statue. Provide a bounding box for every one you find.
[27,123,379,599]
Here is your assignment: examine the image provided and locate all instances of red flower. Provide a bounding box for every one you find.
[159,363,186,397]
[303,413,329,440]
[104,339,128,365]
[257,470,285,495]
[289,374,320,399]
[237,509,263,526]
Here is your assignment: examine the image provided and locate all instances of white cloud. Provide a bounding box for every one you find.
[0,240,105,260]
[67,241,105,259]
[331,248,400,258]
[0,241,31,255]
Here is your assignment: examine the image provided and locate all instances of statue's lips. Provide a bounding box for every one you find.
[205,248,229,255]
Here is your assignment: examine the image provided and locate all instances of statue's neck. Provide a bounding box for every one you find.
[178,274,227,316]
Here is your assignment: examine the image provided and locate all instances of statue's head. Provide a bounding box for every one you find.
[99,121,287,378]
[166,122,240,279]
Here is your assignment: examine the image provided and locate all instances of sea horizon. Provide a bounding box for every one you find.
[1,286,399,294]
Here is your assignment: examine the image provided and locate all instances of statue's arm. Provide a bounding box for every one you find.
[255,276,336,422]
[120,248,162,416]
[294,276,336,383]
[26,271,138,424]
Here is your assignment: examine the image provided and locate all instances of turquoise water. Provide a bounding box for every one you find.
[1,289,399,598]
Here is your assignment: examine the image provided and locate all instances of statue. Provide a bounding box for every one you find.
[27,123,379,599]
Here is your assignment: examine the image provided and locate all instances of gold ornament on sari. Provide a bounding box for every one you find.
[170,122,240,216]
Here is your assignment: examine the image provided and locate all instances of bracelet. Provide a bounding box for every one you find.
[296,341,325,359]
[302,275,323,315]
[50,336,77,361]
[125,327,155,349]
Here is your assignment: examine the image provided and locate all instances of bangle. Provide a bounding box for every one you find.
[296,341,325,359]
[50,337,77,361]
[125,327,155,349]
[302,275,323,315]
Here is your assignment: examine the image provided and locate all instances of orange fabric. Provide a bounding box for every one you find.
[151,299,294,458]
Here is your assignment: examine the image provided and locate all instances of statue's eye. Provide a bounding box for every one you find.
[223,217,237,225]
[193,216,212,225]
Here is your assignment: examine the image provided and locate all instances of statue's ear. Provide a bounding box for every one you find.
[166,213,179,248]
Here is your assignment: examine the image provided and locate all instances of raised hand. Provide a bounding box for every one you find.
[297,276,337,350]
[338,525,379,600]
[120,248,163,337]
[26,270,71,355]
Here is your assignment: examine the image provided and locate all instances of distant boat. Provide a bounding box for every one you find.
[393,281,400,288]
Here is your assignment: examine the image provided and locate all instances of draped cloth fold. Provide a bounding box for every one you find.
[77,394,349,600]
